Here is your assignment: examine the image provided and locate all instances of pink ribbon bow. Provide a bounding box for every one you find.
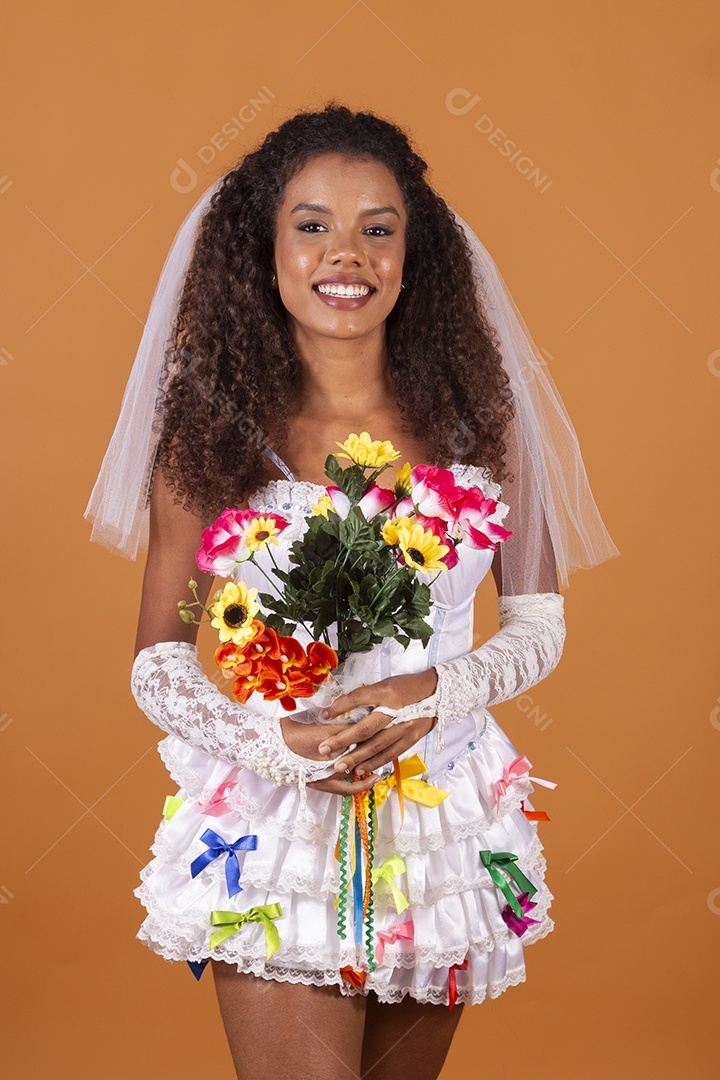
[501,891,541,937]
[197,778,238,817]
[495,755,556,813]
[375,919,414,965]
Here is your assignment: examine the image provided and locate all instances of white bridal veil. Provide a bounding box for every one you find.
[83,174,619,595]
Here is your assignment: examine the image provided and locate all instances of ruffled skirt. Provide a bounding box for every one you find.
[133,710,555,1006]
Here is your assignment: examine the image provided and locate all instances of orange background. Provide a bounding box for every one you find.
[2,3,719,1077]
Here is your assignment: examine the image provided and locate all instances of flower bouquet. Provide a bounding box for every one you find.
[179,432,513,721]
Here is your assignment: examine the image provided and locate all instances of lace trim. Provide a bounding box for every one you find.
[448,463,502,500]
[137,944,539,1007]
[248,465,500,515]
[134,887,555,970]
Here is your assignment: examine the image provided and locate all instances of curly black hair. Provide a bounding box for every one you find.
[152,102,515,521]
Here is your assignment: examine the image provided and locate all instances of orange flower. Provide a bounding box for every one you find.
[231,670,261,704]
[305,641,339,682]
[255,658,317,711]
[244,625,283,664]
[277,636,307,672]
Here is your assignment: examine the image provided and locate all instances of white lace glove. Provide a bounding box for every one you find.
[433,591,566,746]
[410,592,566,749]
[131,641,344,809]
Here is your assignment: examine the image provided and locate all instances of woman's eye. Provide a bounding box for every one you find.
[295,222,393,237]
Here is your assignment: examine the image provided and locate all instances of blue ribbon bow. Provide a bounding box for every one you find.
[190,828,258,898]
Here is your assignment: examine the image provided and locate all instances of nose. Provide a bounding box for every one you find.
[325,229,367,266]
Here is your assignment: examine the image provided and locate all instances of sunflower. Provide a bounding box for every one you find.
[243,515,285,553]
[393,462,412,501]
[210,582,261,644]
[396,520,450,574]
[336,431,400,469]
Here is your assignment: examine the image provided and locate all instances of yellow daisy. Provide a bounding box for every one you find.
[396,520,450,574]
[210,581,261,644]
[336,431,400,469]
[312,494,334,519]
[243,515,284,553]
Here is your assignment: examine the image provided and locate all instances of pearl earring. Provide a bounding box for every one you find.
[271,273,277,287]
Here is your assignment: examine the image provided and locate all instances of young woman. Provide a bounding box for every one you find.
[86,103,618,1080]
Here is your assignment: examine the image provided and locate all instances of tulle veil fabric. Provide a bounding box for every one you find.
[83,175,619,594]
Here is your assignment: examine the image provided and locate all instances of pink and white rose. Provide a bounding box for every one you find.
[196,508,290,575]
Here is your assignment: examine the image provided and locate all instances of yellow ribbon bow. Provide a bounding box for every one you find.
[373,755,450,811]
[373,754,450,840]
[371,855,410,913]
[208,903,283,956]
[162,794,184,821]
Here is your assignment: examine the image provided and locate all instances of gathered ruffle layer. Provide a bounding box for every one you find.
[134,713,555,1006]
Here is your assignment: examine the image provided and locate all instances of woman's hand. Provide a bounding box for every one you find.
[278,716,380,796]
[309,669,439,789]
[309,714,437,793]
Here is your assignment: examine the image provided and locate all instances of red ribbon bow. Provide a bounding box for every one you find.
[448,958,469,1009]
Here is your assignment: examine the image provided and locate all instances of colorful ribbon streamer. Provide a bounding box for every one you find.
[190,828,257,898]
[376,919,414,965]
[495,755,556,813]
[501,891,541,937]
[162,794,184,821]
[448,958,468,1009]
[521,799,550,822]
[208,903,282,956]
[479,850,538,918]
[196,778,238,817]
[335,789,377,970]
[371,855,409,914]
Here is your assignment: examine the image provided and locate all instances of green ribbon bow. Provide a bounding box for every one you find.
[208,903,283,956]
[371,855,409,914]
[479,850,537,919]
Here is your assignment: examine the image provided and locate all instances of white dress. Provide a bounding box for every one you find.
[133,464,555,1006]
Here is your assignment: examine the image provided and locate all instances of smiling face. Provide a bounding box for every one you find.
[272,152,407,347]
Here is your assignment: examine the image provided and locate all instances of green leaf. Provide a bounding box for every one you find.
[264,613,298,636]
[324,454,345,489]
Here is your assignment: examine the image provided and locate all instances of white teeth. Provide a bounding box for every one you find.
[316,283,371,297]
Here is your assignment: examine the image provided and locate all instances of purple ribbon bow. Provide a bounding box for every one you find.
[501,891,541,937]
[189,828,257,898]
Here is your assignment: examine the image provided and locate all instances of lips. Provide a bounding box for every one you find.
[313,275,375,289]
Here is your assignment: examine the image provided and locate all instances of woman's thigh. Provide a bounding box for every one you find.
[211,960,367,1080]
[361,993,464,1080]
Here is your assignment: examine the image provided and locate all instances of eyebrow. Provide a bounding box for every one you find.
[290,202,400,219]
